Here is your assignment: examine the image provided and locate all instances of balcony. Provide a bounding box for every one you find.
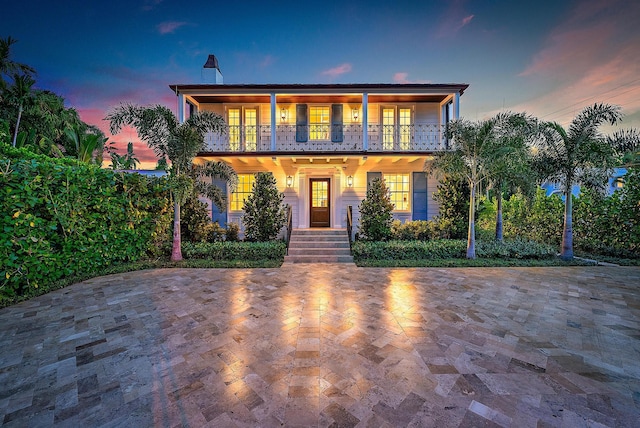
[202,124,447,154]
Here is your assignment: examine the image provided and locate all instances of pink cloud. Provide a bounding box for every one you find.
[434,1,475,38]
[321,63,352,77]
[511,0,640,128]
[393,72,431,84]
[461,14,474,27]
[157,21,188,35]
[259,55,274,69]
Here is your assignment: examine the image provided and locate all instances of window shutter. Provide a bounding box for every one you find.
[367,172,382,191]
[211,177,228,227]
[331,104,343,143]
[296,104,308,142]
[412,172,428,220]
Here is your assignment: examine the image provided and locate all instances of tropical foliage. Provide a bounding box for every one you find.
[106,103,237,260]
[534,103,640,259]
[0,143,171,299]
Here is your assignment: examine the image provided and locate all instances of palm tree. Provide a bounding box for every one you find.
[428,113,529,258]
[106,103,237,261]
[0,36,35,82]
[534,103,640,260]
[7,72,35,147]
[64,125,108,163]
[484,113,536,241]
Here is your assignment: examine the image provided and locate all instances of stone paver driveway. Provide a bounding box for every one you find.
[1,265,640,427]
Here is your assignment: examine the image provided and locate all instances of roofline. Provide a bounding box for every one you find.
[169,83,469,96]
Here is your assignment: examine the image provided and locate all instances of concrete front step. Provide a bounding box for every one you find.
[288,241,350,249]
[286,229,353,264]
[288,248,352,256]
[284,255,354,263]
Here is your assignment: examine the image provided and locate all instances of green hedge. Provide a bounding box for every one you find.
[353,239,556,261]
[1,143,172,298]
[181,241,287,261]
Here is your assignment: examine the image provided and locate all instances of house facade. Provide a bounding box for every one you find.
[171,56,468,233]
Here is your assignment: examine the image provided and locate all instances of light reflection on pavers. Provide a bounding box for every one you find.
[1,266,639,427]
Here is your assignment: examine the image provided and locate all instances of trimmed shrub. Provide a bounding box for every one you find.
[226,222,240,242]
[181,241,286,261]
[358,177,395,241]
[353,239,556,262]
[242,172,286,242]
[390,219,452,241]
[0,143,171,299]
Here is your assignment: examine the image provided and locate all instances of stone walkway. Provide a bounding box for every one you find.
[1,265,639,427]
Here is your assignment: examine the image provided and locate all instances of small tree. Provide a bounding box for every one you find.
[358,177,395,241]
[242,172,286,242]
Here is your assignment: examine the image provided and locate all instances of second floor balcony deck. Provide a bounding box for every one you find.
[202,123,448,155]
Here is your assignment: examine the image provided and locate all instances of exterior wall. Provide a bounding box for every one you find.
[200,156,440,234]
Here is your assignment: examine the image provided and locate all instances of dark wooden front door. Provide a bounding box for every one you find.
[310,178,330,227]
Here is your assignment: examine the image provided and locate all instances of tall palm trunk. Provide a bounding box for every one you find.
[467,181,476,259]
[560,187,573,260]
[495,188,503,242]
[11,104,22,147]
[171,199,183,261]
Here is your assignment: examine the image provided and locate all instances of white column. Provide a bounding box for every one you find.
[362,92,368,151]
[270,93,276,151]
[177,93,185,123]
[453,92,460,119]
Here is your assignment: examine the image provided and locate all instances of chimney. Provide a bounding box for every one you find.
[202,54,223,84]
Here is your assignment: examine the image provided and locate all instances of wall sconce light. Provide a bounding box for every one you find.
[281,108,287,122]
[286,175,293,187]
[352,108,359,122]
[347,175,353,187]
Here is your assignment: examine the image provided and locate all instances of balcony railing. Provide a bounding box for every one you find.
[203,123,447,153]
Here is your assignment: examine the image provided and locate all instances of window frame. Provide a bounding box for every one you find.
[384,173,411,211]
[309,105,331,141]
[230,173,256,211]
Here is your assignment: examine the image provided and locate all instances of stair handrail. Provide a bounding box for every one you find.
[285,204,293,255]
[346,205,353,252]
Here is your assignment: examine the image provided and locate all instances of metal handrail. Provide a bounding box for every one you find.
[285,204,292,255]
[346,205,353,253]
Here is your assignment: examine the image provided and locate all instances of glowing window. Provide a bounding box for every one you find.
[245,109,257,151]
[312,180,328,207]
[399,108,411,150]
[310,106,330,140]
[228,109,240,151]
[385,173,410,211]
[383,108,395,149]
[230,174,256,211]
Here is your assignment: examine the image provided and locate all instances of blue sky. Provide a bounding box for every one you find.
[3,0,639,164]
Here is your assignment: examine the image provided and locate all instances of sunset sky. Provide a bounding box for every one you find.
[2,0,639,167]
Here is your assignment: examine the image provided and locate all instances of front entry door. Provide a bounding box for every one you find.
[310,178,330,227]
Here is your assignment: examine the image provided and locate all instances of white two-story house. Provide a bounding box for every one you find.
[171,55,468,233]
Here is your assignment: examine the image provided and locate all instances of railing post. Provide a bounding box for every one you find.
[270,93,276,151]
[346,205,353,253]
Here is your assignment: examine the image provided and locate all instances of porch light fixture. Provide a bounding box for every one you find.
[286,175,293,187]
[347,175,353,187]
[281,108,287,122]
[352,108,359,122]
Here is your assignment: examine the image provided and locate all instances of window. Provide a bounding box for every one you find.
[312,180,328,207]
[385,173,410,210]
[310,106,330,140]
[245,108,257,151]
[383,108,395,149]
[399,108,411,150]
[228,109,240,151]
[230,174,256,211]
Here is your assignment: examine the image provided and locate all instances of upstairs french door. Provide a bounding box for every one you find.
[228,108,257,151]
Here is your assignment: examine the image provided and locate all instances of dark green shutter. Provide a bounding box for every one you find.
[412,172,428,220]
[296,104,308,142]
[331,104,343,142]
[367,172,382,191]
[211,177,227,227]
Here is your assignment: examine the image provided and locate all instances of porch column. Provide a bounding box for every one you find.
[453,91,460,119]
[177,93,185,123]
[270,93,276,151]
[362,92,368,151]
